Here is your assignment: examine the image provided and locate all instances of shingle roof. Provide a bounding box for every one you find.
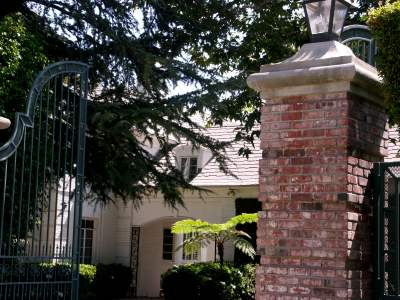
[190,125,261,187]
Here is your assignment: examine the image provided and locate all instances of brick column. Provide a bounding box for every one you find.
[248,41,387,300]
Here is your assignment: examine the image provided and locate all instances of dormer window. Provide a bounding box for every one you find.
[180,157,198,181]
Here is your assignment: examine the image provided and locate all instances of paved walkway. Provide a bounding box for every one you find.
[120,298,163,300]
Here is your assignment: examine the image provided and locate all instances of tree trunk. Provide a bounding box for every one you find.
[217,243,224,266]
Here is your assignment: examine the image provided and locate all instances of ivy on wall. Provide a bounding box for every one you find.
[368,1,400,124]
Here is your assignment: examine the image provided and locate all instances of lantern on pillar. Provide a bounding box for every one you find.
[303,0,355,42]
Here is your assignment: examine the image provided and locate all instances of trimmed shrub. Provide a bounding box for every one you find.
[0,262,130,300]
[92,264,132,300]
[80,264,97,300]
[161,262,256,300]
[367,1,400,124]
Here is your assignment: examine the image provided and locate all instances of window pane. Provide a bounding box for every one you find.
[80,219,94,264]
[163,229,173,260]
[86,230,93,239]
[85,247,92,257]
[183,233,198,261]
[306,0,331,34]
[188,158,198,180]
[86,238,93,248]
[332,0,348,35]
[180,158,187,171]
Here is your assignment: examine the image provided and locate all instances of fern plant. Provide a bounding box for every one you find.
[171,213,258,266]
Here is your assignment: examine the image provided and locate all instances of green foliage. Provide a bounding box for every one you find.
[0,13,48,119]
[172,213,258,265]
[2,263,96,299]
[27,263,130,300]
[0,1,373,208]
[368,1,400,124]
[161,262,256,300]
[79,264,97,300]
[80,264,96,283]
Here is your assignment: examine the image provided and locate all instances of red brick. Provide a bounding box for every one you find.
[291,175,312,183]
[282,112,302,121]
[302,129,325,137]
[257,92,387,300]
[289,287,311,295]
[291,157,313,165]
[347,174,358,184]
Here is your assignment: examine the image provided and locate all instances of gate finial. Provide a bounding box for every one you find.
[0,116,10,129]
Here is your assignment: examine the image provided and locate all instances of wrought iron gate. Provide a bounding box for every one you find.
[374,162,400,299]
[0,61,89,299]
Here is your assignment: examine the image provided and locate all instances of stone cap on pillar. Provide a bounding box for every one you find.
[0,117,11,130]
[247,41,382,105]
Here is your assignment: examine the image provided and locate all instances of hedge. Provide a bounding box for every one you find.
[92,264,133,300]
[0,262,131,299]
[367,1,400,124]
[161,262,256,300]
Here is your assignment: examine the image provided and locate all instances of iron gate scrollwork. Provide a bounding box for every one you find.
[374,162,400,299]
[0,61,89,299]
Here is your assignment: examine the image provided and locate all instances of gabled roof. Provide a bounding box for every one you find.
[190,125,261,187]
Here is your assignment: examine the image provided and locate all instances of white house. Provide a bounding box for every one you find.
[79,124,262,298]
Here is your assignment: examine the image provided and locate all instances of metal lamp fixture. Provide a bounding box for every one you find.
[303,0,355,42]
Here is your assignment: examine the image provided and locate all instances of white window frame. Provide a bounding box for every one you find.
[80,219,95,264]
[174,233,205,265]
[162,228,174,261]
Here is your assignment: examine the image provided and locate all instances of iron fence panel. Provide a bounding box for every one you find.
[0,61,88,300]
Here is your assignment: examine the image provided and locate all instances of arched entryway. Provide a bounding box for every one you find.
[136,216,209,298]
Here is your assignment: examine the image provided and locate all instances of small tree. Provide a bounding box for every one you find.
[171,213,258,266]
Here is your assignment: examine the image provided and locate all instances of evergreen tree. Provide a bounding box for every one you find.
[0,0,375,207]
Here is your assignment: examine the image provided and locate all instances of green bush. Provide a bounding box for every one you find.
[79,264,97,300]
[367,1,400,124]
[161,262,256,300]
[0,262,131,299]
[92,264,132,300]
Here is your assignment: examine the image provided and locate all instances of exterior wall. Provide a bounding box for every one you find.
[85,185,258,298]
[387,126,400,161]
[81,201,118,264]
[257,92,387,299]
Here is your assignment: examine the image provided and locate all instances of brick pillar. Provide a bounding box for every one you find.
[247,41,388,300]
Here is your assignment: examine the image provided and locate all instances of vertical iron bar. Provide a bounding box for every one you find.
[0,160,8,300]
[379,165,385,298]
[66,74,78,262]
[395,174,400,295]
[72,70,88,300]
[53,73,65,264]
[24,123,35,299]
[0,160,8,252]
[8,149,18,254]
[375,163,382,300]
[7,152,17,300]
[59,74,71,263]
[31,89,44,257]
[16,131,27,299]
[16,132,27,242]
[45,76,58,258]
[39,82,51,257]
